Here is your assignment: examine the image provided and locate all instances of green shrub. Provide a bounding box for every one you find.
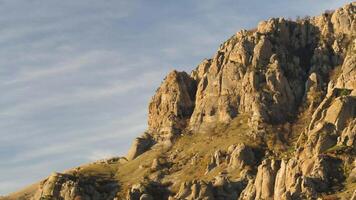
[339,88,351,96]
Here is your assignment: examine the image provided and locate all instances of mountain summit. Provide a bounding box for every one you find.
[2,2,355,200]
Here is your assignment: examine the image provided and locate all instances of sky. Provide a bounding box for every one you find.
[0,0,353,195]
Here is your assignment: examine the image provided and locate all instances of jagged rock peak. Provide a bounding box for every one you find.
[148,70,197,139]
[127,2,356,160]
[4,3,356,200]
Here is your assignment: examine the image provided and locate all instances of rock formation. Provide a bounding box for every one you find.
[127,71,197,160]
[2,2,355,200]
[32,172,118,200]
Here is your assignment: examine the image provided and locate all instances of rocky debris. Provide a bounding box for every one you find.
[32,172,118,200]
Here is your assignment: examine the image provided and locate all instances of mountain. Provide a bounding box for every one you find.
[2,2,355,200]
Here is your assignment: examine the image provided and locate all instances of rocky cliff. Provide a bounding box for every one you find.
[2,2,355,200]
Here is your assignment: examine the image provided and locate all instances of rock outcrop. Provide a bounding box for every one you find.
[205,144,256,174]
[148,71,197,138]
[127,132,155,160]
[32,172,118,200]
[127,71,197,160]
[127,180,172,200]
[3,2,356,200]
[171,176,246,200]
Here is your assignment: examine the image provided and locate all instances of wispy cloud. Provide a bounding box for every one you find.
[1,68,163,116]
[4,51,109,84]
[0,0,353,195]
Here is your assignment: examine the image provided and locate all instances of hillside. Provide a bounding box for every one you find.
[1,2,355,200]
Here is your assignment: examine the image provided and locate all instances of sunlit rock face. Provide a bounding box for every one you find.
[4,2,356,200]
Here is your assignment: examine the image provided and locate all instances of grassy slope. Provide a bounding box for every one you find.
[3,112,354,199]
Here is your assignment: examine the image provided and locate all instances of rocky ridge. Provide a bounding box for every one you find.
[2,2,355,200]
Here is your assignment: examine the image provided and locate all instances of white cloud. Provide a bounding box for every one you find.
[1,69,162,117]
[6,109,147,164]
[4,50,119,84]
[1,0,352,195]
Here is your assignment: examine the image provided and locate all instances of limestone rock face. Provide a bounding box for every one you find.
[330,3,356,35]
[127,2,356,161]
[188,20,316,130]
[128,71,197,160]
[6,3,356,200]
[187,2,355,132]
[253,159,280,200]
[338,119,356,148]
[264,55,296,122]
[334,38,356,90]
[274,159,302,200]
[302,90,356,156]
[239,159,280,200]
[148,70,197,139]
[191,59,211,83]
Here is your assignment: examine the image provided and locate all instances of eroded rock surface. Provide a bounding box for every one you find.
[32,172,118,200]
[4,3,356,200]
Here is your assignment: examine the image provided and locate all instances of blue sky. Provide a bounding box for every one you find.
[0,0,352,195]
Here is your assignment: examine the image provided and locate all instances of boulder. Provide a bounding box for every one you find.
[228,144,255,169]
